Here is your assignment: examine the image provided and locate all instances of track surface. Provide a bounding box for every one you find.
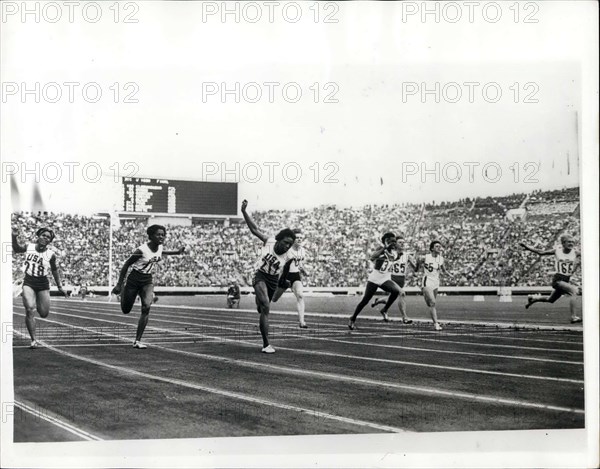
[11,294,584,441]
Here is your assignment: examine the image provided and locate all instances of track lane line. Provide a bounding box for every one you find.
[13,330,409,434]
[14,400,103,441]
[51,304,585,354]
[53,298,585,332]
[66,301,585,348]
[14,306,584,384]
[13,313,585,413]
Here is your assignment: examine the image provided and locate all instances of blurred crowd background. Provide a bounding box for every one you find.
[11,187,581,289]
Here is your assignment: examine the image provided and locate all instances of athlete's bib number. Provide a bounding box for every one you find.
[558,261,573,275]
[424,262,435,272]
[24,260,44,277]
[379,261,407,275]
[378,260,389,273]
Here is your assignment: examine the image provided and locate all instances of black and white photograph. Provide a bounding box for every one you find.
[1,1,598,468]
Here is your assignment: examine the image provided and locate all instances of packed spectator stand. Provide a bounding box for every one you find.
[11,187,581,290]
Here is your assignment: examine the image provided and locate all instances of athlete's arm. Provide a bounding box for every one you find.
[369,246,387,261]
[572,251,582,274]
[49,254,67,296]
[412,255,424,272]
[519,242,554,256]
[112,250,143,294]
[370,238,395,261]
[11,228,27,254]
[297,250,309,276]
[407,254,418,271]
[241,199,268,243]
[280,258,294,280]
[163,247,185,256]
[299,262,309,277]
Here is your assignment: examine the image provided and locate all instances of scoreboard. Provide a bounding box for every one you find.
[122,178,237,215]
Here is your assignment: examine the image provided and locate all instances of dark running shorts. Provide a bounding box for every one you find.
[551,273,572,290]
[279,272,302,288]
[125,269,154,292]
[253,270,279,301]
[391,275,406,288]
[23,274,50,292]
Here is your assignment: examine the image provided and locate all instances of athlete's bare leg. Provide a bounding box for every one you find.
[526,281,580,322]
[292,280,306,327]
[135,284,154,343]
[254,281,272,348]
[22,286,39,343]
[350,282,380,328]
[423,287,441,330]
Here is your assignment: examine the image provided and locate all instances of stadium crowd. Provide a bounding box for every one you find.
[11,187,581,289]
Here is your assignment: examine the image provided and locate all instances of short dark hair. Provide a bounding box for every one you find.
[429,240,442,251]
[36,227,55,241]
[381,232,396,245]
[147,224,166,237]
[275,228,296,242]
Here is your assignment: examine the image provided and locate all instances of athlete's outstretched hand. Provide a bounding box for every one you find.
[57,286,67,297]
[241,199,248,212]
[111,284,122,295]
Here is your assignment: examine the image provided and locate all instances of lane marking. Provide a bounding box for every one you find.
[55,304,584,354]
[355,335,584,354]
[52,298,585,332]
[15,313,583,384]
[13,330,409,433]
[15,306,584,383]
[47,310,583,372]
[13,321,585,416]
[66,301,585,349]
[14,400,103,441]
[281,336,583,365]
[67,300,586,349]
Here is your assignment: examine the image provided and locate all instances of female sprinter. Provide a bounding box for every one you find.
[12,227,66,348]
[241,199,297,353]
[111,224,185,348]
[348,232,402,330]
